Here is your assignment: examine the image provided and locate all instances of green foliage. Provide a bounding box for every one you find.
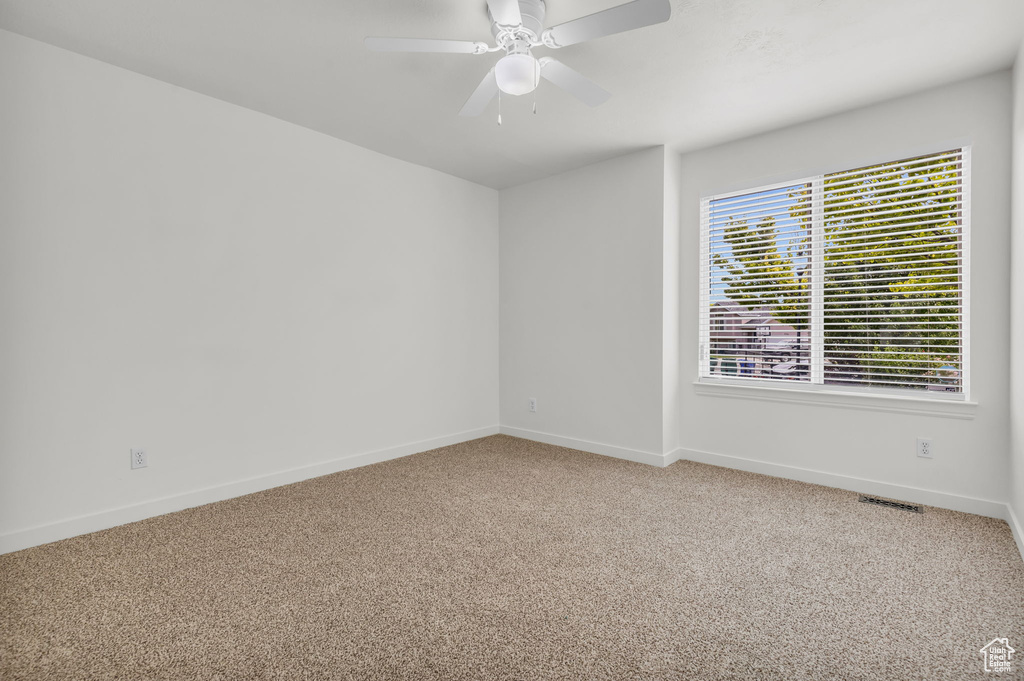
[711,189,811,330]
[821,154,962,389]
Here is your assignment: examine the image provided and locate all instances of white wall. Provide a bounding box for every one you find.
[499,147,672,462]
[1010,44,1024,548]
[678,72,1013,514]
[0,30,499,552]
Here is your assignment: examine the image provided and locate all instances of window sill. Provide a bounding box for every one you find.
[692,380,978,419]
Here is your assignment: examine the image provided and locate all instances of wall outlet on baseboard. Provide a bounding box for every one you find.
[916,438,933,459]
[131,448,148,469]
[528,397,537,413]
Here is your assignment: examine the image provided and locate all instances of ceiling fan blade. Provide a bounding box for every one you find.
[539,58,611,107]
[365,37,487,54]
[542,0,671,48]
[459,69,499,117]
[486,0,523,26]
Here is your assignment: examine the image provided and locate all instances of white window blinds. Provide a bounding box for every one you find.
[700,148,968,397]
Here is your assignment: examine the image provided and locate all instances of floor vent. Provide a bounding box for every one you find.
[859,495,924,514]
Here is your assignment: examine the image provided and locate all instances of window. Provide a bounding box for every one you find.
[699,148,968,398]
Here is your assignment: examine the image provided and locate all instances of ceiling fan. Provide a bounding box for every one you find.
[365,0,672,117]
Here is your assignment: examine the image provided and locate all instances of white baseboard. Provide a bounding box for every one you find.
[498,426,672,467]
[9,427,1020,565]
[494,432,1014,533]
[675,446,1008,520]
[0,426,499,556]
[1007,503,1024,563]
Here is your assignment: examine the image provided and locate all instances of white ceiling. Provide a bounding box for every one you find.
[1,0,1022,189]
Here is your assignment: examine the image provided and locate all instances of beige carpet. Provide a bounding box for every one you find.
[1,435,1022,680]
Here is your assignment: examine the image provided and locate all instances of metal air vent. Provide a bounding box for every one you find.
[859,495,924,514]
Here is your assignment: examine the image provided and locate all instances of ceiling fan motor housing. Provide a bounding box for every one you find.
[490,0,546,42]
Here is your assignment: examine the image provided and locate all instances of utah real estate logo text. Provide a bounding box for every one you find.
[980,638,1015,673]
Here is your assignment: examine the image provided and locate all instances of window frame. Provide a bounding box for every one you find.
[697,147,972,404]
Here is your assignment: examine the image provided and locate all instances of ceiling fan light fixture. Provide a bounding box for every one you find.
[495,53,540,96]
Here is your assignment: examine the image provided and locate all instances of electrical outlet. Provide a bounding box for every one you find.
[916,438,933,459]
[528,397,537,413]
[131,448,148,469]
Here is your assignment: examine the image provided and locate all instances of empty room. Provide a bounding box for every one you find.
[2,0,1023,678]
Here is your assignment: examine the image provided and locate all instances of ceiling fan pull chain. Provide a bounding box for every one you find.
[497,89,502,126]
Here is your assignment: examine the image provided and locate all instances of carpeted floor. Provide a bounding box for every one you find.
[1,435,1022,680]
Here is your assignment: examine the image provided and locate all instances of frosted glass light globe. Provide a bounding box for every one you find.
[495,53,540,96]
